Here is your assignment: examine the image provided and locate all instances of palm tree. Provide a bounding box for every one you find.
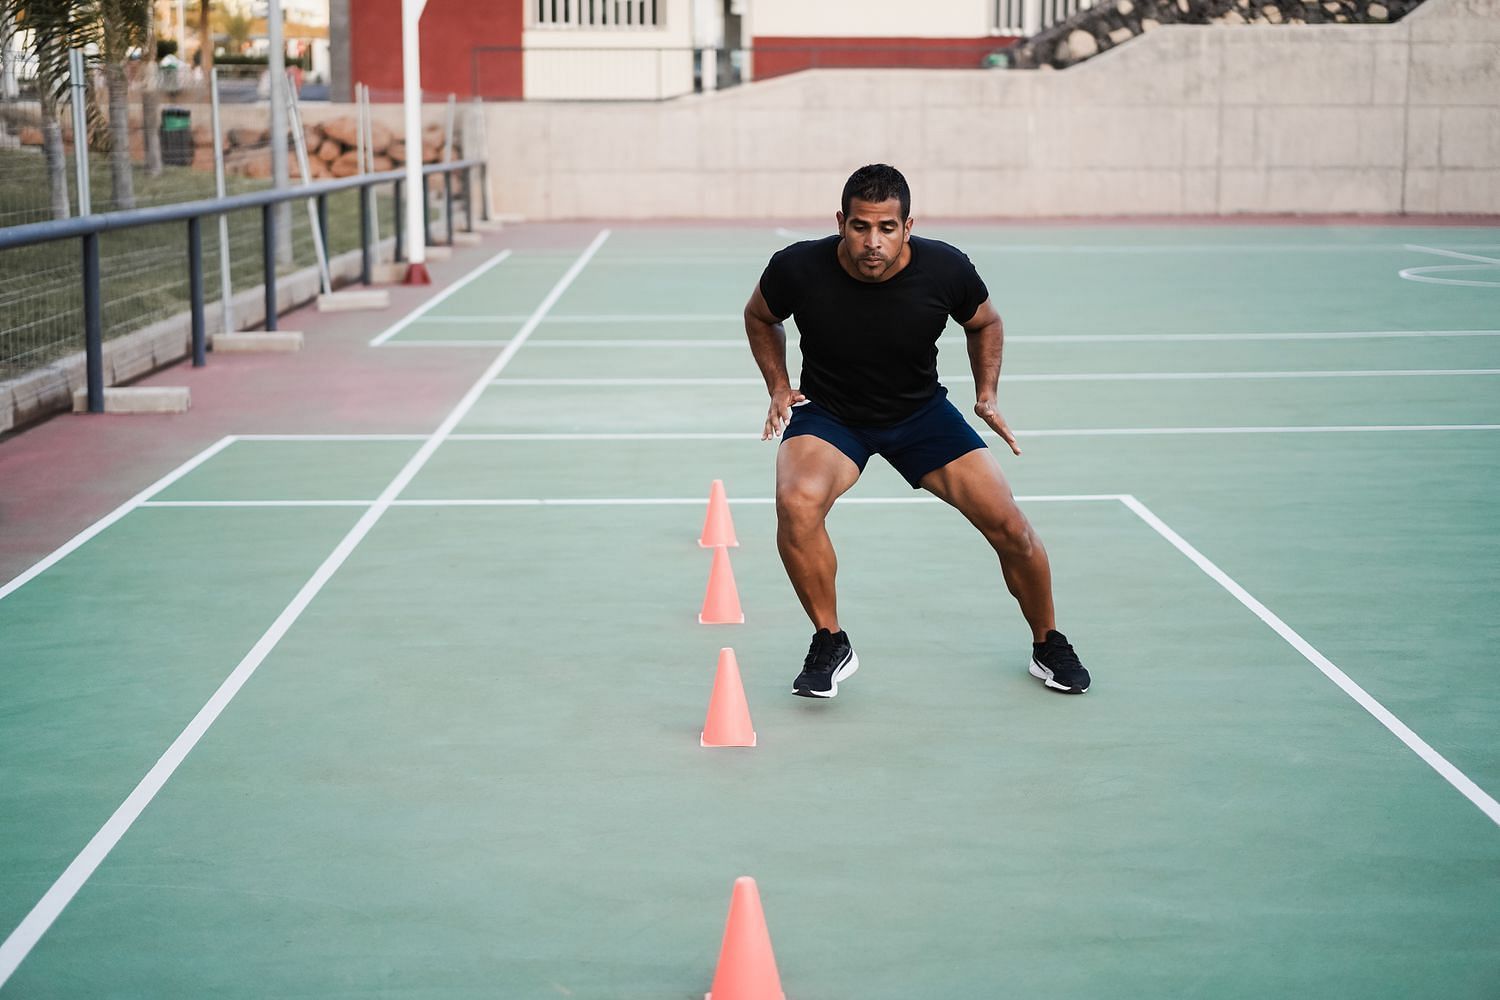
[93,0,151,209]
[0,0,90,219]
[196,0,209,74]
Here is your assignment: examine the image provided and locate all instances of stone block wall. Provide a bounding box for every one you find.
[482,0,1499,217]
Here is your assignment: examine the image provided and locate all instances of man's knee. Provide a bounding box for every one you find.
[984,510,1036,557]
[776,480,834,528]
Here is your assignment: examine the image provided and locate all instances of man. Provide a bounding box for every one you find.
[743,164,1090,698]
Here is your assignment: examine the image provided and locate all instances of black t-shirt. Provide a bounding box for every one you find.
[758,234,989,425]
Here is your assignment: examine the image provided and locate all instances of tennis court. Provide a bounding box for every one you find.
[2,222,1498,997]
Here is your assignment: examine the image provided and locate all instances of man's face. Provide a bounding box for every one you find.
[836,197,913,282]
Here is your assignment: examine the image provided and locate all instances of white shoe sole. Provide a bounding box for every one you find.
[1030,657,1088,694]
[794,652,859,699]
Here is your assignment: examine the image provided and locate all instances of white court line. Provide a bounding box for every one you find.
[0,436,238,601]
[379,339,512,348]
[1121,494,1500,827]
[0,229,613,989]
[231,433,428,442]
[965,242,1500,254]
[376,329,1500,349]
[415,313,740,324]
[1399,265,1500,289]
[366,249,513,347]
[489,369,1500,387]
[140,500,374,508]
[190,425,1500,443]
[1404,244,1500,265]
[138,495,1121,509]
[432,425,1500,442]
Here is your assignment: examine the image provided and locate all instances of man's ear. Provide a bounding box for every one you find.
[835,211,845,230]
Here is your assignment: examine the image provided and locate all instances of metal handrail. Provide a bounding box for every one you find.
[0,160,483,251]
[0,158,488,413]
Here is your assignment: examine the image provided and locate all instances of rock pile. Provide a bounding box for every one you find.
[203,117,457,179]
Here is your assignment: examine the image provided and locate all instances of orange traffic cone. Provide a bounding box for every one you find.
[699,545,744,625]
[706,876,785,1000]
[701,648,756,747]
[699,479,739,548]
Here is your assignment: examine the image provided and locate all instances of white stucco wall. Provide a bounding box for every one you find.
[745,0,997,38]
[487,0,1500,217]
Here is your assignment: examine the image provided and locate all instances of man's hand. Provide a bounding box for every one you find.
[763,386,807,440]
[975,398,1021,456]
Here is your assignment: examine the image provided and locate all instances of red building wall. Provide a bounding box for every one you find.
[751,36,1018,81]
[349,0,524,101]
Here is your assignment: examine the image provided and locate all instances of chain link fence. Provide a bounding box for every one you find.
[1,61,478,384]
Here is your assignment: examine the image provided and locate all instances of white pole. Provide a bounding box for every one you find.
[361,83,380,245]
[401,0,429,282]
[210,68,234,334]
[285,79,331,294]
[268,0,291,263]
[176,0,186,55]
[68,49,89,216]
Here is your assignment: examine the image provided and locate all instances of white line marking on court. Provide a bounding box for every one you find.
[1121,495,1500,827]
[1404,244,1500,265]
[1398,265,1500,288]
[379,339,513,348]
[0,436,238,602]
[379,327,1500,347]
[1001,329,1500,344]
[367,249,513,346]
[0,230,613,989]
[431,425,1500,442]
[231,433,429,441]
[414,313,741,324]
[488,369,1500,387]
[1003,424,1500,437]
[139,500,375,508]
[130,494,1127,509]
[965,242,1500,254]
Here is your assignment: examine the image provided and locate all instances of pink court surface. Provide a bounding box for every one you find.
[1,217,1498,998]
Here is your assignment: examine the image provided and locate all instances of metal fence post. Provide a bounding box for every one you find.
[262,203,278,331]
[82,232,103,412]
[464,167,474,232]
[394,178,405,262]
[360,183,373,285]
[317,193,330,258]
[188,216,205,365]
[444,169,454,245]
[422,174,432,247]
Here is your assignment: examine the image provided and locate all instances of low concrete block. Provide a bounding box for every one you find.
[318,289,391,312]
[72,386,190,414]
[423,245,454,260]
[473,219,507,232]
[452,232,483,246]
[372,263,407,284]
[214,331,304,352]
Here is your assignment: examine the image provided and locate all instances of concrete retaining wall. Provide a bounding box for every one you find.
[484,0,1499,217]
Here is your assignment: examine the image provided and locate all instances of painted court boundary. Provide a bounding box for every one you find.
[0,228,614,988]
[365,248,514,347]
[4,493,1499,989]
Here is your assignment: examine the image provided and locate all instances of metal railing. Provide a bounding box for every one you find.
[0,158,483,412]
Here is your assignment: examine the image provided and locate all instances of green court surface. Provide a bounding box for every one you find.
[2,223,1499,998]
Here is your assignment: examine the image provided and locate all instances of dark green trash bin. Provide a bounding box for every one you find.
[160,106,193,167]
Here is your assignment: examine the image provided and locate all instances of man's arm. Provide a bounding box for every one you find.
[745,284,806,440]
[962,297,1021,456]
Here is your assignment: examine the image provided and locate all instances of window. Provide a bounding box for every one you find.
[534,0,663,28]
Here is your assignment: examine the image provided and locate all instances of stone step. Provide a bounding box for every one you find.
[318,289,392,311]
[72,386,190,414]
[214,331,304,352]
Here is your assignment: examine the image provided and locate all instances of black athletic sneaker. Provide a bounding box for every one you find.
[792,628,859,698]
[1029,630,1090,694]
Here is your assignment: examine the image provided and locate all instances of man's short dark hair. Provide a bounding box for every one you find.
[842,164,911,220]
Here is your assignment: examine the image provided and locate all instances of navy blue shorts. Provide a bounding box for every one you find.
[782,388,988,489]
